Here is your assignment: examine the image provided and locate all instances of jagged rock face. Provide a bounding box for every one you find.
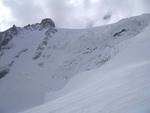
[41,18,55,28]
[24,18,55,30]
[11,25,19,35]
[0,25,19,51]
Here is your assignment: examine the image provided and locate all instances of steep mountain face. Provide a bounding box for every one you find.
[22,24,150,113]
[0,14,150,113]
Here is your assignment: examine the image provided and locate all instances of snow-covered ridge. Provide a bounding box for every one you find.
[22,26,150,113]
[0,14,150,113]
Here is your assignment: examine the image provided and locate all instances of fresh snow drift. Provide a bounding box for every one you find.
[0,14,150,113]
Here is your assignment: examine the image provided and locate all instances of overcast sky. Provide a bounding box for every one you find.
[0,0,150,31]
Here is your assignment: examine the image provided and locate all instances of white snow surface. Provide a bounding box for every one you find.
[21,25,150,113]
[0,14,150,113]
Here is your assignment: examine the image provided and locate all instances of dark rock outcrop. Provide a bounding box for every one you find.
[0,25,19,51]
[0,67,9,79]
[40,18,55,28]
[24,18,55,30]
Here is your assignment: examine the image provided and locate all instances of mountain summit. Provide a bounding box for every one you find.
[40,18,55,27]
[0,14,150,113]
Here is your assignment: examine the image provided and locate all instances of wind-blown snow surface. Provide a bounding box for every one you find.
[1,14,150,113]
[22,25,150,113]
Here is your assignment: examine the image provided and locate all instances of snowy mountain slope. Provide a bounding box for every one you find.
[22,21,150,113]
[0,14,150,113]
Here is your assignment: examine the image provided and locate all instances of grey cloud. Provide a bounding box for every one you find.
[1,0,150,30]
[142,0,150,11]
[103,13,111,20]
[45,0,75,27]
[2,0,44,26]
